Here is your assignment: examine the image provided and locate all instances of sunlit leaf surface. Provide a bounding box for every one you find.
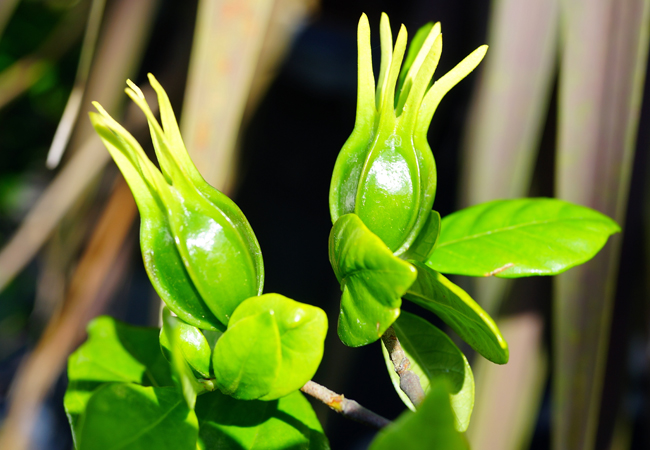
[64,316,173,442]
[370,380,469,450]
[76,384,198,450]
[196,390,329,450]
[329,213,416,347]
[381,311,474,431]
[427,198,620,278]
[405,262,508,364]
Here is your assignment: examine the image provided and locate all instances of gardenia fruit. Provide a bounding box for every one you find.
[329,13,488,261]
[91,75,264,331]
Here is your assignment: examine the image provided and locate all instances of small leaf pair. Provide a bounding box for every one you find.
[91,75,264,331]
[160,294,328,403]
[329,213,507,363]
[160,309,217,380]
[160,308,213,409]
[212,294,328,401]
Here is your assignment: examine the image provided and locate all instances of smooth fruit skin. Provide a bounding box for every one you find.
[330,13,487,261]
[91,75,264,330]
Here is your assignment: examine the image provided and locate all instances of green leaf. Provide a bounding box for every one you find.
[370,380,469,450]
[329,214,417,347]
[381,311,474,431]
[76,383,198,450]
[405,262,509,364]
[426,198,621,278]
[196,390,329,450]
[400,210,441,262]
[226,294,328,400]
[64,316,173,443]
[212,310,281,400]
[160,313,213,379]
[162,308,207,409]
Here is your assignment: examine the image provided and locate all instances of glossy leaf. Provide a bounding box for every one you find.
[401,209,441,262]
[76,383,198,450]
[405,262,509,364]
[226,294,328,400]
[64,316,173,442]
[329,214,417,347]
[426,198,620,278]
[381,311,474,431]
[162,308,207,409]
[370,380,469,450]
[212,310,280,400]
[196,390,329,450]
[160,312,213,379]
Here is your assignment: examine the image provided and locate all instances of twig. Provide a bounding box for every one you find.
[0,179,137,450]
[301,381,391,429]
[381,326,425,407]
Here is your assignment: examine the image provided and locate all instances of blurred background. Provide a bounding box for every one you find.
[0,0,648,449]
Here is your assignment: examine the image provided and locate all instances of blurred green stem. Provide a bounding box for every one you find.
[553,0,650,448]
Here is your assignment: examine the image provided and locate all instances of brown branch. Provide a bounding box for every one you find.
[381,326,425,407]
[0,178,137,450]
[301,381,391,429]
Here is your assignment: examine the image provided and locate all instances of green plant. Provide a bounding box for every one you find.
[64,13,620,450]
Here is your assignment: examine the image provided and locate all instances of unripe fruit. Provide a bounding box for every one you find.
[330,14,487,261]
[91,75,264,330]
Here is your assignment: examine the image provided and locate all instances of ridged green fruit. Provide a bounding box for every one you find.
[91,75,264,330]
[329,13,487,261]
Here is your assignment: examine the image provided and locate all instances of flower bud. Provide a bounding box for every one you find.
[90,74,264,331]
[329,13,487,260]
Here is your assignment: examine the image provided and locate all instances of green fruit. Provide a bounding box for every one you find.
[91,75,264,330]
[329,13,487,261]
